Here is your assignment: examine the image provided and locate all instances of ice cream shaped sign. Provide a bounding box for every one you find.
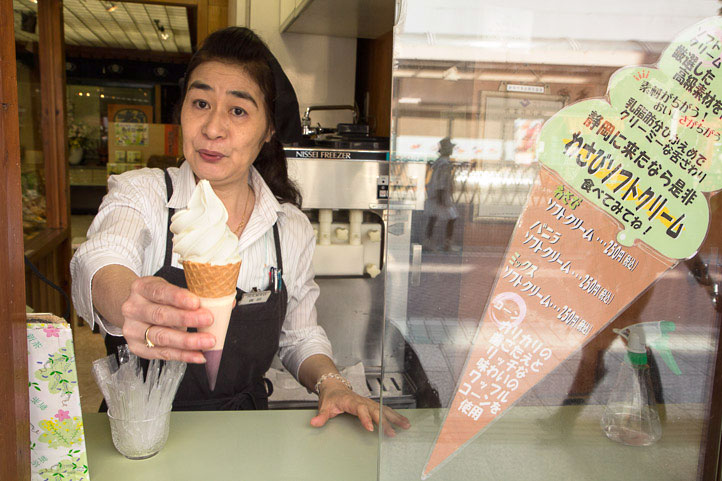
[422,16,722,479]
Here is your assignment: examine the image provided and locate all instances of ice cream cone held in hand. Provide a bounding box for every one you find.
[170,179,242,390]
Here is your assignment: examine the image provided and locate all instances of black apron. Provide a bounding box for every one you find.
[104,169,288,411]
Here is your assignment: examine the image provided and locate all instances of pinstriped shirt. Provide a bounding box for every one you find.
[70,161,333,378]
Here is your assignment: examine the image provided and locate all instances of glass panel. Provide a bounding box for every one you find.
[66,84,154,223]
[15,0,46,241]
[382,2,722,480]
[66,84,153,167]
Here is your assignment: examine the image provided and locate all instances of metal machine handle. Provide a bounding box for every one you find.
[301,104,359,135]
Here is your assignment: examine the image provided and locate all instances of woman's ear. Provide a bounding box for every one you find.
[264,128,275,144]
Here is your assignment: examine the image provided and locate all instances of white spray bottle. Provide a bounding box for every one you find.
[601,321,681,446]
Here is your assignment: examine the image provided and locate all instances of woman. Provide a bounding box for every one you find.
[71,27,409,435]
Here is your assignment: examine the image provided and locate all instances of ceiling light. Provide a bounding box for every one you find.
[154,19,170,41]
[105,2,117,12]
[398,97,422,104]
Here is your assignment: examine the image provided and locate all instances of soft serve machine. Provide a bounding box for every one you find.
[266,106,429,408]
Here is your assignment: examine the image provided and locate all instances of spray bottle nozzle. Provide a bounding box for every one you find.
[659,321,675,334]
[613,321,681,375]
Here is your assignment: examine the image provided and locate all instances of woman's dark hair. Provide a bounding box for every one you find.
[177,27,302,208]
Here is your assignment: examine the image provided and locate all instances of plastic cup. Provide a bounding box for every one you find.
[107,410,171,460]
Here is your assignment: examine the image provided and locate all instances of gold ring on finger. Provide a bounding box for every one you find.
[144,325,156,348]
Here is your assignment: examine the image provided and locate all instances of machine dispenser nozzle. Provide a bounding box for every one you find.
[318,209,332,246]
[350,210,363,245]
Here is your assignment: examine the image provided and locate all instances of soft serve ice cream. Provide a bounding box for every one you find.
[170,179,241,267]
[170,179,242,390]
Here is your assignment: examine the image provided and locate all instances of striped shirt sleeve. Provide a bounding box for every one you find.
[276,207,333,379]
[70,172,163,336]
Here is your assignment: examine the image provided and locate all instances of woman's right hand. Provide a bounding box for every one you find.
[120,276,216,363]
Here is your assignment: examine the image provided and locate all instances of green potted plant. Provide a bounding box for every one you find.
[67,120,91,165]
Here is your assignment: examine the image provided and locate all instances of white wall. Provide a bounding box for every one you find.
[230,0,358,129]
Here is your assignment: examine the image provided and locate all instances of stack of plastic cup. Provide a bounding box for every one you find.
[92,346,186,459]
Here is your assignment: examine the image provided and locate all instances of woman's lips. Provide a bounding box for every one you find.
[197,149,225,162]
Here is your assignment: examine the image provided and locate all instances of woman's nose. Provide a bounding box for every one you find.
[202,108,227,139]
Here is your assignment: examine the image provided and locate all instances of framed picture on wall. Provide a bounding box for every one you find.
[107,104,153,124]
[114,123,149,147]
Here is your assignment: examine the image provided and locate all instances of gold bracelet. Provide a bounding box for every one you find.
[313,373,353,394]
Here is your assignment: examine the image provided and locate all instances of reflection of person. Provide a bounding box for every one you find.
[70,27,409,434]
[424,137,458,251]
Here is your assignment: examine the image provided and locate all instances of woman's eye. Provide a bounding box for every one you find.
[231,107,246,117]
[192,99,209,109]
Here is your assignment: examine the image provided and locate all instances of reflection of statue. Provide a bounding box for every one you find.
[424,137,458,251]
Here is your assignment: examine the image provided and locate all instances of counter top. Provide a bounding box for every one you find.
[84,409,378,481]
[85,405,705,481]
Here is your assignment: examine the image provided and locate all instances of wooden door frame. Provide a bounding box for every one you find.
[0,0,30,477]
[23,0,71,317]
[702,301,722,480]
[38,0,69,232]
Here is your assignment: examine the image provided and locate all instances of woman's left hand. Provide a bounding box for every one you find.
[310,379,411,436]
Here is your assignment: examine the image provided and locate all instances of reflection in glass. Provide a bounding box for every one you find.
[66,84,153,166]
[15,1,46,241]
[382,2,722,480]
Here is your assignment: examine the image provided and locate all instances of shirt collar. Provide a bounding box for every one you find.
[166,161,196,210]
[249,166,283,222]
[166,163,283,251]
[167,162,283,215]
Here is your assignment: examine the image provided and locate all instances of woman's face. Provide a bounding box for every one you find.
[180,60,272,188]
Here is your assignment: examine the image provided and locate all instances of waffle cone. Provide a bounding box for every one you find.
[182,260,241,298]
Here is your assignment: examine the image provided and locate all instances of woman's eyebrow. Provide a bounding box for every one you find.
[188,80,258,108]
[188,80,212,91]
[228,90,258,108]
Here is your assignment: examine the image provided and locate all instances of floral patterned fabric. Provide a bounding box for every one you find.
[27,317,89,481]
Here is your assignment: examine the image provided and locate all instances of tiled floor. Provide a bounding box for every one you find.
[70,214,94,246]
[402,315,717,409]
[395,238,721,411]
[72,321,106,412]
